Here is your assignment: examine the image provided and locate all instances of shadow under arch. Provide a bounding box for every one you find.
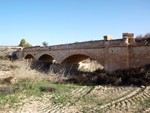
[25,54,34,60]
[61,54,104,72]
[61,53,104,66]
[61,54,89,64]
[38,54,55,63]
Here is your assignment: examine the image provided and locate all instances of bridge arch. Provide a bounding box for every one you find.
[61,53,104,71]
[60,52,104,66]
[61,54,89,64]
[38,54,55,63]
[25,54,34,60]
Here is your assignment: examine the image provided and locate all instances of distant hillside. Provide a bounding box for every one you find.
[0,46,22,60]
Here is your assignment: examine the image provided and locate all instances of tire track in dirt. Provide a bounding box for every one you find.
[143,108,150,113]
[42,86,93,113]
[91,87,139,110]
[103,87,150,112]
[5,86,150,113]
[75,86,137,113]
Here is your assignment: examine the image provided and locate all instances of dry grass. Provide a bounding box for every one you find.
[0,47,20,60]
[0,60,67,84]
[1,59,150,86]
[11,60,45,81]
[46,69,68,84]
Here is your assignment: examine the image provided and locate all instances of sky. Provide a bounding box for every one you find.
[0,0,150,46]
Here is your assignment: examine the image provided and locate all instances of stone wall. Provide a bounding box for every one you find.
[129,45,150,68]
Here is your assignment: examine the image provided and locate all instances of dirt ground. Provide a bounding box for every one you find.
[1,84,150,113]
[0,60,150,113]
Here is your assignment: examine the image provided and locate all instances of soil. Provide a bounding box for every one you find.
[0,61,150,113]
[1,85,150,113]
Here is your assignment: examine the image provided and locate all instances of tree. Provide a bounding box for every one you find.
[24,43,32,47]
[42,41,48,47]
[19,39,26,47]
[19,39,32,48]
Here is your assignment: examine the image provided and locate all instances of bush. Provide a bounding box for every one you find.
[135,33,150,44]
[4,55,10,60]
[67,63,150,86]
[135,35,143,42]
[18,39,32,48]
[68,74,89,84]
[144,33,150,42]
[40,86,56,92]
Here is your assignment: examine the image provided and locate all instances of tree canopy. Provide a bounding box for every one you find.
[19,39,32,48]
[42,41,48,47]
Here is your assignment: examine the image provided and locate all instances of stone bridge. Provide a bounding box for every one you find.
[17,33,150,72]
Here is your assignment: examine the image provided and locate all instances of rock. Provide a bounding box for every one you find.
[141,85,145,88]
[10,77,19,84]
[0,77,20,84]
[3,77,14,84]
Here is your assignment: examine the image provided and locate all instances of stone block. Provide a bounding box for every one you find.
[104,35,113,41]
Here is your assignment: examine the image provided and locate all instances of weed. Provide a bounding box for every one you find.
[51,95,71,106]
[145,98,150,103]
[50,84,81,106]
[0,79,82,108]
[125,108,129,112]
[95,109,103,113]
[0,92,20,106]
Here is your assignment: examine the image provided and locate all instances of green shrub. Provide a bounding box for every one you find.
[18,39,32,48]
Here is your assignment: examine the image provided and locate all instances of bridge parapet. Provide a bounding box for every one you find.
[23,39,129,52]
[47,40,105,50]
[105,39,127,47]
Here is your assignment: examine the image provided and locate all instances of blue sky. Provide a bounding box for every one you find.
[0,0,150,46]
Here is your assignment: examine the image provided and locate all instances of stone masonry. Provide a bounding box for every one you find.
[16,33,150,72]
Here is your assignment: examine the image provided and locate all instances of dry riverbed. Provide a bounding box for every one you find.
[0,60,150,113]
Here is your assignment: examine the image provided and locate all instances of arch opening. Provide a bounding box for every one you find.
[25,54,34,60]
[61,54,104,72]
[62,54,89,64]
[38,54,54,63]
